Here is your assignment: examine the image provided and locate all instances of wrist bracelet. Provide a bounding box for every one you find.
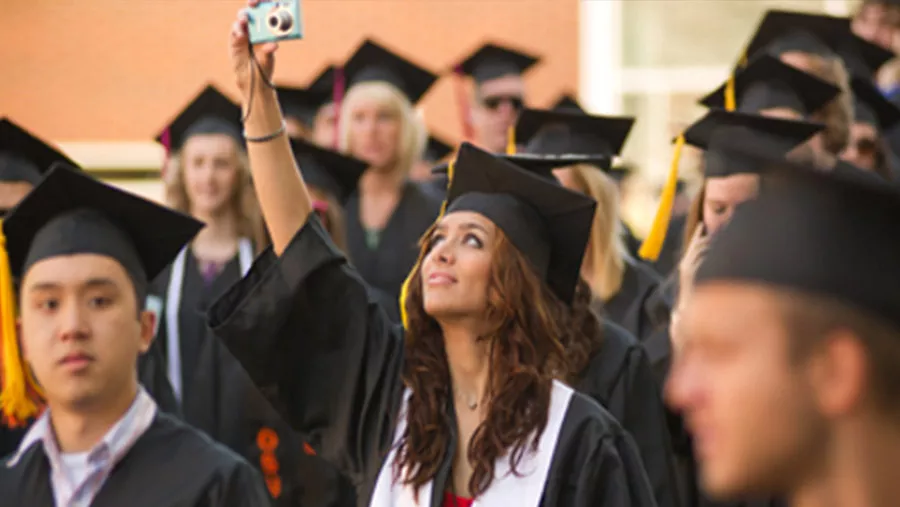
[244,120,286,143]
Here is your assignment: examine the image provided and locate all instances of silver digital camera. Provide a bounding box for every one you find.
[246,0,303,44]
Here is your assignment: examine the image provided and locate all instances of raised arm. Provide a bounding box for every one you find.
[229,2,310,255]
[217,5,405,496]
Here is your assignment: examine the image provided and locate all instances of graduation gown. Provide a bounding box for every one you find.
[651,215,686,278]
[151,243,349,507]
[208,215,659,507]
[148,241,253,435]
[577,320,681,507]
[344,181,442,317]
[599,258,668,343]
[0,412,270,507]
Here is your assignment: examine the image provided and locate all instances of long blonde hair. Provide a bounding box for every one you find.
[163,137,267,252]
[564,164,627,301]
[803,54,854,156]
[338,81,426,176]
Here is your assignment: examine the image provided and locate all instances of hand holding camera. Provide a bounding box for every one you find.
[230,0,303,104]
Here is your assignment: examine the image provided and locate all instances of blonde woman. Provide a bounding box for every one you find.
[153,85,265,416]
[337,40,441,320]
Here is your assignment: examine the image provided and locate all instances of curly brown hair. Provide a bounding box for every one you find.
[395,223,570,499]
[560,278,606,384]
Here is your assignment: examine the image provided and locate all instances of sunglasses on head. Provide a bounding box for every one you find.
[480,94,524,112]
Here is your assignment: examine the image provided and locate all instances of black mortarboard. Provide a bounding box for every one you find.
[309,64,337,97]
[683,109,824,178]
[431,153,608,181]
[444,143,596,304]
[155,85,243,151]
[342,39,438,104]
[290,137,367,203]
[455,42,541,85]
[696,149,900,329]
[0,118,77,186]
[514,108,635,158]
[423,135,454,163]
[700,54,840,115]
[551,94,586,114]
[0,164,202,425]
[276,85,331,127]
[5,164,202,284]
[745,10,892,74]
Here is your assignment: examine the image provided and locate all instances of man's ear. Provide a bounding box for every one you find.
[137,310,157,354]
[807,330,869,418]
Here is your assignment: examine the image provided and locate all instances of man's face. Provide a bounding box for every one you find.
[853,3,900,52]
[20,254,154,412]
[0,181,34,215]
[471,74,526,153]
[666,283,827,499]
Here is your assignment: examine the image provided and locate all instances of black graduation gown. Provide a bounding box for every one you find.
[600,259,668,342]
[152,250,350,507]
[0,412,270,507]
[150,251,246,424]
[577,320,681,507]
[344,181,442,318]
[651,215,686,278]
[208,215,659,507]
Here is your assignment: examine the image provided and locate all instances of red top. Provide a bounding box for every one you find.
[443,492,474,507]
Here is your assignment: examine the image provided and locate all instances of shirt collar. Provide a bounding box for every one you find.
[6,387,157,468]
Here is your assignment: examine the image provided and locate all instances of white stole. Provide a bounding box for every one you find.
[163,238,253,403]
[370,380,574,507]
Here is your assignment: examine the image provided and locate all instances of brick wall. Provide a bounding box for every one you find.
[1,0,579,145]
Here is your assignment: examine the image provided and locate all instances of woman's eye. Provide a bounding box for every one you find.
[464,234,483,248]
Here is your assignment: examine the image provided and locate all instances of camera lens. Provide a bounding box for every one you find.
[267,10,293,33]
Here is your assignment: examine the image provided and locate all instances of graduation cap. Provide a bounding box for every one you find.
[0,118,77,186]
[431,153,608,181]
[0,164,202,426]
[695,147,900,330]
[309,64,338,96]
[638,110,821,261]
[700,54,841,115]
[442,143,596,304]
[276,85,332,127]
[745,9,892,74]
[551,94,586,114]
[455,42,540,85]
[342,39,438,104]
[513,108,635,158]
[290,137,367,203]
[423,135,454,163]
[683,109,824,178]
[155,85,243,151]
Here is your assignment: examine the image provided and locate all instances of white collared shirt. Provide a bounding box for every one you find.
[8,387,158,507]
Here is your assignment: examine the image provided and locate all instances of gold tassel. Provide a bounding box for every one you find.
[724,75,737,112]
[638,134,685,262]
[724,52,748,113]
[0,221,43,427]
[399,159,456,330]
[506,126,516,155]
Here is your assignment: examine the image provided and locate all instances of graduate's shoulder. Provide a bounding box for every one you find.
[563,388,629,440]
[576,319,644,403]
[141,412,254,472]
